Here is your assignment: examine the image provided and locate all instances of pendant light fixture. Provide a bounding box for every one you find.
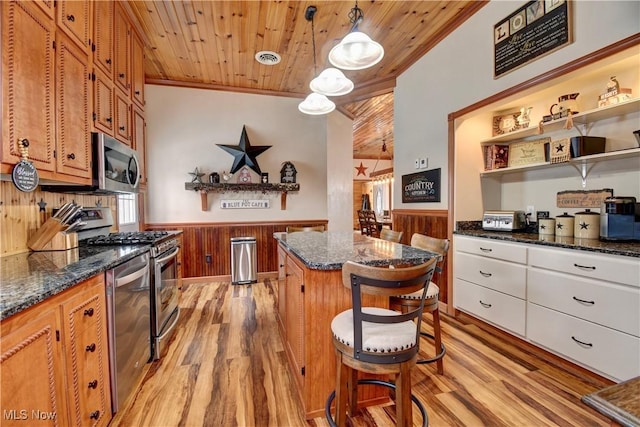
[328,1,384,71]
[299,6,335,115]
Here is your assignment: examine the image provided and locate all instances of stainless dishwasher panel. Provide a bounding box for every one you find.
[230,237,257,284]
[106,252,150,414]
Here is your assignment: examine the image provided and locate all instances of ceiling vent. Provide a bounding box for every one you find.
[255,51,281,65]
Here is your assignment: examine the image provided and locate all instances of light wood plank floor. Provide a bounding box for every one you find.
[111,280,613,427]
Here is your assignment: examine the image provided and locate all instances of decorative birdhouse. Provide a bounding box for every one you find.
[280,161,297,183]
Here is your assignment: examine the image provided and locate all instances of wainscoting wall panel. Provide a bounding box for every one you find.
[146,221,328,278]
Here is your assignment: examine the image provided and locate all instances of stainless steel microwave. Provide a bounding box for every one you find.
[42,133,140,194]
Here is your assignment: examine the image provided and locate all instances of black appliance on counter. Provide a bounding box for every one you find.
[600,196,640,241]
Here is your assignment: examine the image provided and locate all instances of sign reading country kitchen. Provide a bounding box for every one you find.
[220,199,270,209]
[402,168,441,203]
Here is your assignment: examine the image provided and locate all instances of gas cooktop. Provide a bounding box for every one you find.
[83,231,171,245]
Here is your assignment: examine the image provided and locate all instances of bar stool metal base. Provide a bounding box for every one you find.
[417,331,446,365]
[325,379,429,427]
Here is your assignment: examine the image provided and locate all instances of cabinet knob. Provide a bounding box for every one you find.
[88,380,98,389]
[119,73,125,78]
[119,126,126,131]
[83,308,94,317]
[105,58,112,65]
[106,117,112,123]
[67,153,75,160]
[85,343,96,352]
[279,264,284,268]
[19,138,29,148]
[135,90,140,95]
[89,411,100,420]
[66,14,75,22]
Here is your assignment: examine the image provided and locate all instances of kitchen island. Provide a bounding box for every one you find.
[273,231,438,419]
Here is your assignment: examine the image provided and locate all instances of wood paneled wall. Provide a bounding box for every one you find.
[392,209,450,305]
[146,221,328,279]
[0,181,116,256]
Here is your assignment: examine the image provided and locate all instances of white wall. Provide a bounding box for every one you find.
[144,85,330,223]
[327,113,355,231]
[394,1,640,212]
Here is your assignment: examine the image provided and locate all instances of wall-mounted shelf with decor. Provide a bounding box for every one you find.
[185,182,300,211]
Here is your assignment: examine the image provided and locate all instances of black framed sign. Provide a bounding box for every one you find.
[402,168,441,203]
[494,0,572,78]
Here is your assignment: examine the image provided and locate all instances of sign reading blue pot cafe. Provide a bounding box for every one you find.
[402,168,441,203]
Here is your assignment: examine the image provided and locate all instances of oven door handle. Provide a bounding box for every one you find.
[156,247,180,266]
[115,264,149,288]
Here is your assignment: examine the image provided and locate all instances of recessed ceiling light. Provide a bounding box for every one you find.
[255,51,281,65]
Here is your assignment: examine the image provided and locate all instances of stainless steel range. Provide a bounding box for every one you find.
[77,208,181,414]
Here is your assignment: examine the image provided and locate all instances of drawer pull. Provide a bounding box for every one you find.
[572,296,595,305]
[479,247,492,252]
[86,343,96,352]
[84,308,94,317]
[573,263,596,270]
[571,336,593,348]
[479,300,492,308]
[89,411,100,420]
[479,270,492,277]
[88,380,98,389]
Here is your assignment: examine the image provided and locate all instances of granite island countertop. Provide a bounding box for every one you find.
[274,230,438,270]
[454,229,640,258]
[1,245,150,321]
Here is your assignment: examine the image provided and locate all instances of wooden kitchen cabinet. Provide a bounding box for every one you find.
[276,245,287,334]
[93,67,115,135]
[113,4,131,95]
[56,32,92,180]
[114,88,132,146]
[92,1,113,77]
[0,274,111,427]
[131,30,145,108]
[1,0,56,174]
[56,0,90,53]
[284,254,305,391]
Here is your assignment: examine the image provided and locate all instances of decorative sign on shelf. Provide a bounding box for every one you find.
[401,168,441,203]
[557,189,613,208]
[220,199,270,209]
[507,138,550,167]
[494,0,572,78]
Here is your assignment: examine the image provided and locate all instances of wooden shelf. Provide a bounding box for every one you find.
[185,182,300,211]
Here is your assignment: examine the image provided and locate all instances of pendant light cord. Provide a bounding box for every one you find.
[311,15,318,77]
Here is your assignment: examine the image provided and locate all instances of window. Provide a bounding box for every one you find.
[117,193,138,230]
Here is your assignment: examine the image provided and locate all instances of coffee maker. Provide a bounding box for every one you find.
[600,196,640,241]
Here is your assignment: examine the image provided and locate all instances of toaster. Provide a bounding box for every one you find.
[482,210,526,231]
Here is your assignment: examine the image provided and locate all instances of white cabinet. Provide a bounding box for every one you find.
[453,234,640,381]
[454,236,527,336]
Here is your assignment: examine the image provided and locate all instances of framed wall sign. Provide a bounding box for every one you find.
[401,168,441,203]
[494,0,572,78]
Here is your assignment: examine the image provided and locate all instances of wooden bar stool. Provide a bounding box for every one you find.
[328,258,437,427]
[390,233,449,374]
[380,228,403,243]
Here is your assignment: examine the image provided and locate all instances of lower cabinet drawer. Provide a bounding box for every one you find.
[527,303,640,382]
[454,252,527,298]
[454,278,525,336]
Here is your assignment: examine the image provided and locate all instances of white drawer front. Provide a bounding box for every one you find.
[528,268,640,337]
[454,278,525,336]
[527,303,640,382]
[454,235,527,264]
[455,252,526,298]
[528,246,640,287]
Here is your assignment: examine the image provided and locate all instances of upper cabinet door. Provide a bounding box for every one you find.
[56,0,90,52]
[56,33,91,180]
[93,1,113,77]
[131,31,145,108]
[113,4,130,94]
[1,0,56,172]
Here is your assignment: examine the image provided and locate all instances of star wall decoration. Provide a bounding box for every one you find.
[217,126,272,174]
[355,162,368,176]
[189,167,205,183]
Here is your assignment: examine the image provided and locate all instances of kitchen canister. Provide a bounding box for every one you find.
[574,208,600,239]
[538,218,555,235]
[555,212,574,237]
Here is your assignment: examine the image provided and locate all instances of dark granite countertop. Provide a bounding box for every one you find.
[582,376,640,427]
[274,231,438,270]
[454,229,640,258]
[0,245,150,321]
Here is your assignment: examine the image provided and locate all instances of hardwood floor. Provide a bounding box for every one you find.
[111,280,613,427]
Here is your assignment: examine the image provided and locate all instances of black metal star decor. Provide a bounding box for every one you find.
[189,167,205,183]
[217,126,272,174]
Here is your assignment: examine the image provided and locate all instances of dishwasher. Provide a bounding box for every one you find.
[105,252,151,414]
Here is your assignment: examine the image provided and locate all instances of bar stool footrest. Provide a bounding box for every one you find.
[325,379,429,427]
[416,331,446,365]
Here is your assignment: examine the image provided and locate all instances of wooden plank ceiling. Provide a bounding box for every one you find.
[128,1,485,160]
